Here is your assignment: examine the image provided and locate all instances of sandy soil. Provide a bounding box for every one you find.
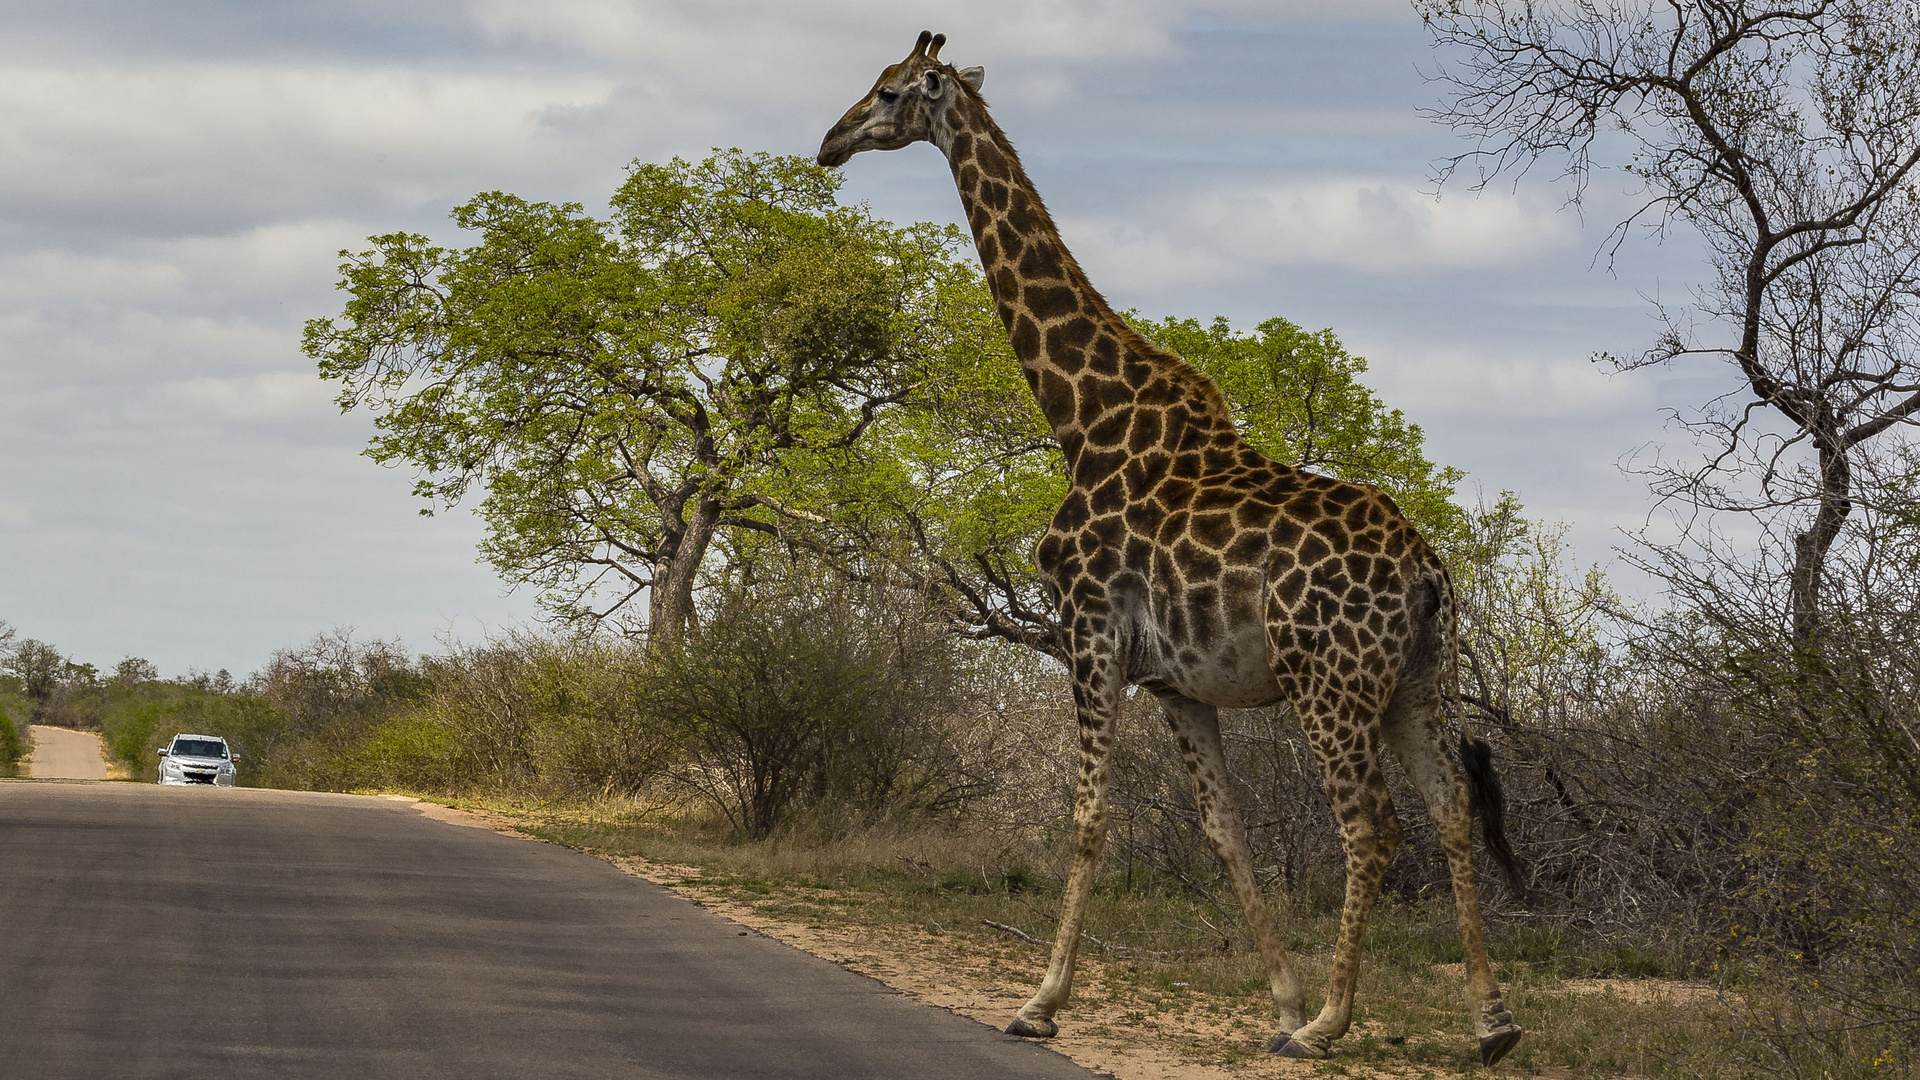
[25,726,110,780]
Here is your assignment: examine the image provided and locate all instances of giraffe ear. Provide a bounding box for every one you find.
[958,66,985,91]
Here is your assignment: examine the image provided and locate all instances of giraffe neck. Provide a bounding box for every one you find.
[936,91,1238,475]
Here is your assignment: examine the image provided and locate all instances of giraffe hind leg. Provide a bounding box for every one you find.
[1380,673,1522,1063]
[1271,701,1401,1060]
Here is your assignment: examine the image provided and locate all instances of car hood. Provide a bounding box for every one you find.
[169,755,230,767]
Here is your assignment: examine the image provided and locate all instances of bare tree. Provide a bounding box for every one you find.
[1423,0,1920,643]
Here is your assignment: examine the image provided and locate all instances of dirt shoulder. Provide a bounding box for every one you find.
[395,798,1727,1080]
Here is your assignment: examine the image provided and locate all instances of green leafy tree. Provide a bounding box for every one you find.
[307,150,964,639]
[814,263,1068,654]
[1449,493,1622,728]
[4,639,65,703]
[111,657,159,690]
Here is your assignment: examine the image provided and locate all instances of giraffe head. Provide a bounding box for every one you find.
[817,30,986,167]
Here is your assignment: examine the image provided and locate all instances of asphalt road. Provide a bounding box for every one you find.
[0,782,1098,1080]
[24,726,110,780]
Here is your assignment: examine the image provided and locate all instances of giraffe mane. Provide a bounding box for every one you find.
[944,72,1237,426]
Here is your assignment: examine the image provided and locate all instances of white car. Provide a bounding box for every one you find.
[157,733,240,787]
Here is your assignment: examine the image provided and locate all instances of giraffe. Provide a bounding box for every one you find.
[818,32,1525,1065]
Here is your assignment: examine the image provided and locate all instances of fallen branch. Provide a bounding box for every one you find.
[983,919,1046,945]
[981,920,1172,958]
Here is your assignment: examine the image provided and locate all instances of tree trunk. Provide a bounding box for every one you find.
[1789,419,1852,646]
[648,495,723,645]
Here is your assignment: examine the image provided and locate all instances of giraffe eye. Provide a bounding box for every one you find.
[877,88,899,104]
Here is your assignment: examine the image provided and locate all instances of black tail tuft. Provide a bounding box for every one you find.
[1459,733,1529,905]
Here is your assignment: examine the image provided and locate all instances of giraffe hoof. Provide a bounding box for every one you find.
[1006,1015,1057,1038]
[1479,1026,1523,1066]
[1268,1036,1326,1058]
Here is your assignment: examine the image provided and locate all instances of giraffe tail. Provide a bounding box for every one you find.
[1458,733,1529,904]
[1429,565,1529,904]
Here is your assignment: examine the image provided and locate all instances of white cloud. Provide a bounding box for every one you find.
[171,221,374,295]
[0,63,614,158]
[466,0,1418,110]
[0,250,187,305]
[1372,346,1653,418]
[472,0,1187,67]
[162,371,334,424]
[0,63,620,232]
[0,224,373,407]
[0,306,294,391]
[0,223,361,320]
[1068,177,1580,287]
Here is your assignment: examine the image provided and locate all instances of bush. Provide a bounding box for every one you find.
[642,572,993,838]
[326,713,459,792]
[241,633,429,790]
[410,633,680,797]
[250,631,681,799]
[1688,631,1920,1076]
[0,697,24,777]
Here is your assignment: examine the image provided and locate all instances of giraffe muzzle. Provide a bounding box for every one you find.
[817,132,853,168]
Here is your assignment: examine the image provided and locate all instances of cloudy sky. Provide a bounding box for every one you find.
[0,0,1732,678]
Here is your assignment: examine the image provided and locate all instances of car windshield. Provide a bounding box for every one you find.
[171,739,227,759]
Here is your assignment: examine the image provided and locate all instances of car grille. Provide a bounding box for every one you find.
[184,771,218,784]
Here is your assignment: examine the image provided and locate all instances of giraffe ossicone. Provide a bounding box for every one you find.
[818,32,1525,1066]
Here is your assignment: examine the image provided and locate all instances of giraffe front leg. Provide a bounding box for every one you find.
[1272,745,1400,1060]
[1008,654,1121,1038]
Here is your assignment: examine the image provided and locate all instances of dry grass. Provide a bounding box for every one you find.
[398,792,1749,1080]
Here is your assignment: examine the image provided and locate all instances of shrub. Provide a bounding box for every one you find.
[410,633,680,797]
[642,571,993,838]
[0,698,23,777]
